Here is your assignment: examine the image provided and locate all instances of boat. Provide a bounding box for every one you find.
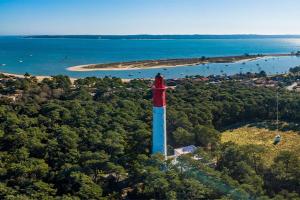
[1,64,6,66]
[19,60,23,63]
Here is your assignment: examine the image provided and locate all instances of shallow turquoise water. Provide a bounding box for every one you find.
[0,36,300,78]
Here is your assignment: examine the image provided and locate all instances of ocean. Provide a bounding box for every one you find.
[0,36,300,79]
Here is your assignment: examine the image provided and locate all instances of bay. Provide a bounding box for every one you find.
[0,36,300,78]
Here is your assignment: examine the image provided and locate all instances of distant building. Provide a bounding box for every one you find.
[174,145,197,156]
[0,89,23,102]
[193,77,209,82]
[170,145,203,166]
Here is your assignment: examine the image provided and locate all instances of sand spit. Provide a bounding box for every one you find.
[67,53,293,72]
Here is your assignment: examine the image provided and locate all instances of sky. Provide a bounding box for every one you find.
[0,0,300,35]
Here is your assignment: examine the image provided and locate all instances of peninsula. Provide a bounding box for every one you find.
[67,53,296,72]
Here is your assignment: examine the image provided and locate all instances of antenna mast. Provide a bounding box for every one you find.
[276,88,279,132]
[276,74,279,133]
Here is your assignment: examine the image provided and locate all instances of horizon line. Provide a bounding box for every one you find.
[2,34,300,36]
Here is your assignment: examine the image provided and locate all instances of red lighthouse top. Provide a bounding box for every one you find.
[153,73,166,107]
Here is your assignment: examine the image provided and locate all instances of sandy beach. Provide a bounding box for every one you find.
[1,53,295,82]
[66,63,208,72]
[67,53,293,72]
[0,72,77,83]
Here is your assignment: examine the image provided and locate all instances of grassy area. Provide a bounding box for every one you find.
[221,123,300,166]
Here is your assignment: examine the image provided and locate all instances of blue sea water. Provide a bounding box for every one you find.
[0,36,300,79]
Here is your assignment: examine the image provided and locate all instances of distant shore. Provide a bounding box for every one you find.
[25,35,300,40]
[67,53,294,72]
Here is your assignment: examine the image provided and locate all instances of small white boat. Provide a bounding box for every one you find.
[19,60,23,63]
[29,54,33,57]
[1,64,6,66]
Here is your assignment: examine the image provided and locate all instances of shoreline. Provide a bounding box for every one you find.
[67,53,294,72]
[0,72,53,81]
[0,72,132,83]
[1,53,297,81]
[0,72,78,83]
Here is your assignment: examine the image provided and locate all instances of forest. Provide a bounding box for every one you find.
[0,74,299,199]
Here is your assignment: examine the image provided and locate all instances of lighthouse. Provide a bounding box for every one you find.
[152,73,167,158]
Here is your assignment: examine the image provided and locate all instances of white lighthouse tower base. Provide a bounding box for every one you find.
[152,106,167,158]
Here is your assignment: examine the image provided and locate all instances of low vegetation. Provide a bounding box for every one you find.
[221,123,300,166]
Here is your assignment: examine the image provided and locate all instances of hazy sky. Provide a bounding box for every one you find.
[1,0,300,35]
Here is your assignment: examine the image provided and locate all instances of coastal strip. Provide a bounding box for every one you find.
[67,53,295,72]
[0,72,54,81]
[0,72,132,83]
